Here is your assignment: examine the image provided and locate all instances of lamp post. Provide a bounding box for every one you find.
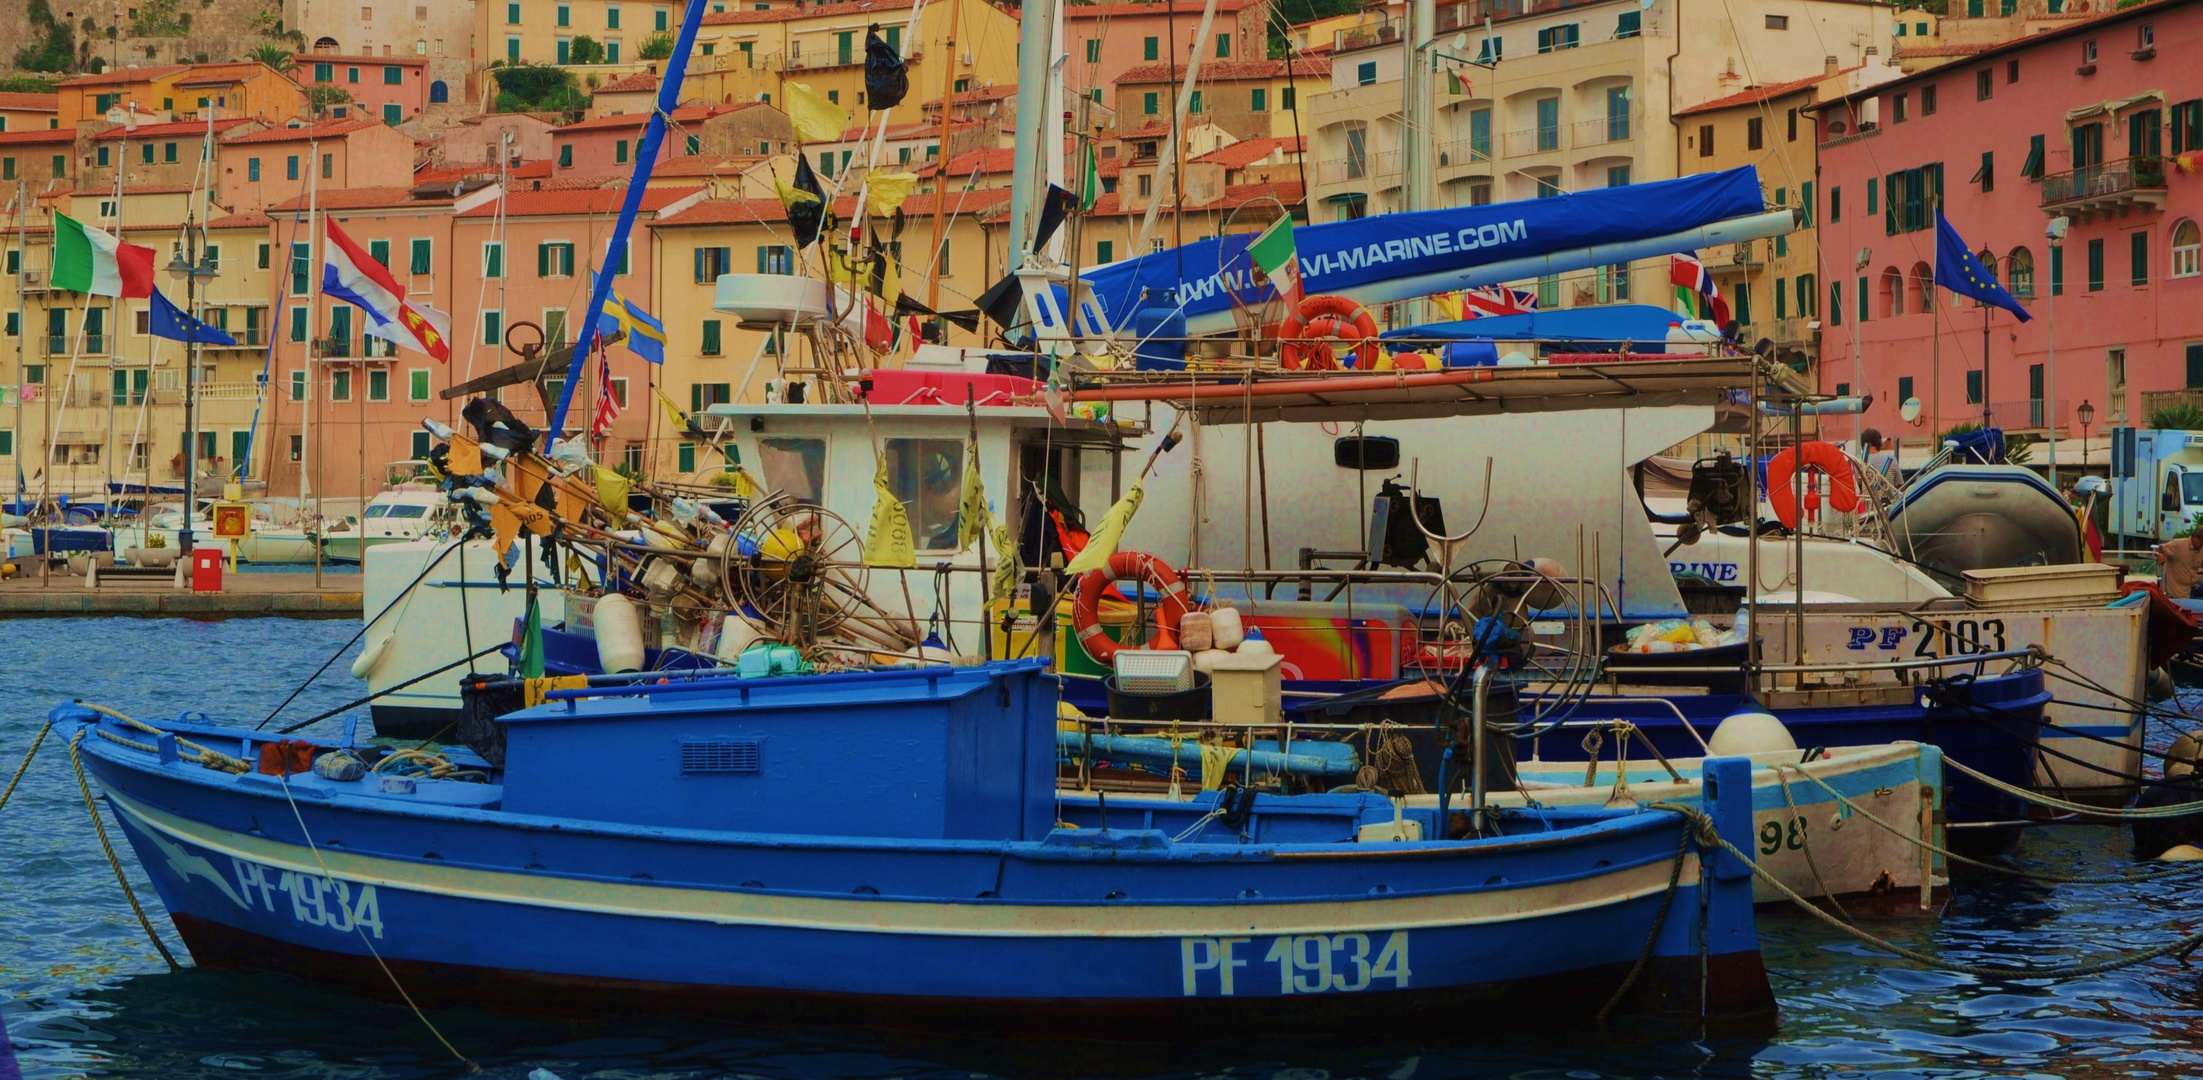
[2078,398,2095,468]
[165,242,218,558]
[2046,216,2069,488]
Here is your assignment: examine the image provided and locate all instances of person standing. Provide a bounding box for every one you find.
[2155,530,2203,599]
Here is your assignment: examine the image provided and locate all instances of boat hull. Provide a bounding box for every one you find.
[71,707,1774,1034]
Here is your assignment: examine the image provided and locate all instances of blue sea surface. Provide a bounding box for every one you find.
[4,617,2203,1078]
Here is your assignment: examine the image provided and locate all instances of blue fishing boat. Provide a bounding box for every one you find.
[57,659,1779,1033]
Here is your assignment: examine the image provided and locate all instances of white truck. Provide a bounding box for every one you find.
[2107,426,2203,546]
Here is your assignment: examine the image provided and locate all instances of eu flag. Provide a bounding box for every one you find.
[1934,211,2032,322]
[149,288,239,345]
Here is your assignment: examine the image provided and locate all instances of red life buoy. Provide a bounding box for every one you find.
[1767,441,1860,529]
[1279,294,1380,370]
[1071,551,1193,664]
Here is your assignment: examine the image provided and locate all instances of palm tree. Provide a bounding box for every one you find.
[250,42,294,71]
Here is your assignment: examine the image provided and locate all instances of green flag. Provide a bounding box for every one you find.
[518,598,546,679]
[1081,144,1100,213]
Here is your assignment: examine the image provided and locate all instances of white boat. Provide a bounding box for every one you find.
[320,485,454,563]
[106,500,323,564]
[355,537,564,739]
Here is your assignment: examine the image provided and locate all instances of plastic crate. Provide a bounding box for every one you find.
[1113,649,1195,695]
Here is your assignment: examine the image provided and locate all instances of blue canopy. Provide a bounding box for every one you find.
[1379,304,1690,350]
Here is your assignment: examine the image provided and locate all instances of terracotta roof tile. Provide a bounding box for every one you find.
[1893,42,1991,57]
[1676,71,1848,116]
[1063,0,1261,18]
[1117,59,1330,83]
[555,103,746,133]
[651,153,770,177]
[413,158,557,184]
[0,128,75,146]
[996,179,1302,221]
[0,92,59,111]
[266,186,448,212]
[1190,135,1307,168]
[455,184,702,217]
[650,186,1012,227]
[92,117,257,139]
[595,72,660,93]
[207,210,275,229]
[224,118,387,143]
[175,63,277,85]
[292,53,429,65]
[57,65,191,88]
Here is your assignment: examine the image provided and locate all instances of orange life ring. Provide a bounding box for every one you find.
[1072,551,1193,663]
[1280,294,1380,370]
[1767,441,1860,529]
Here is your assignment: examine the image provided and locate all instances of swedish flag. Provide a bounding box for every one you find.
[598,290,668,363]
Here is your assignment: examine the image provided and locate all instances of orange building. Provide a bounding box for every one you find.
[217,118,419,214]
[0,91,60,132]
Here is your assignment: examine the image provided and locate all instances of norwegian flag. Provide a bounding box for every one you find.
[590,356,622,440]
[1460,285,1539,318]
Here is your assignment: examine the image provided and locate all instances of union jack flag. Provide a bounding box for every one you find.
[1459,285,1538,318]
[590,356,622,440]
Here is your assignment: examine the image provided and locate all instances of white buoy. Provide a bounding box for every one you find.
[1210,606,1246,650]
[1191,648,1230,674]
[1708,697,1798,756]
[715,616,762,664]
[594,593,646,673]
[349,634,391,679]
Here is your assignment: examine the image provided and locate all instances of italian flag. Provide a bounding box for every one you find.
[52,212,155,298]
[1248,215,1304,305]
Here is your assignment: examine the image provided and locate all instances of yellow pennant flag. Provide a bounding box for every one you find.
[865,171,919,215]
[1432,291,1464,321]
[785,82,850,145]
[1062,481,1144,576]
[655,386,691,433]
[864,459,917,568]
[989,515,1020,603]
[957,440,989,551]
[593,464,631,515]
[776,178,822,209]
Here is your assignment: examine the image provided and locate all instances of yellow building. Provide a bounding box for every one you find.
[642,187,1006,474]
[1,188,278,495]
[1677,66,1885,377]
[685,0,1021,118]
[54,63,307,129]
[480,0,681,67]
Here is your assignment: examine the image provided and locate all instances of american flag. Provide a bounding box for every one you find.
[590,356,622,440]
[1459,285,1538,318]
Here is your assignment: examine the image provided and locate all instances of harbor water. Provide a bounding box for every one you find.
[5,617,2202,1079]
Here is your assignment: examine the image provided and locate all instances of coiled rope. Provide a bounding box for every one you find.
[80,703,250,774]
[1654,802,2203,980]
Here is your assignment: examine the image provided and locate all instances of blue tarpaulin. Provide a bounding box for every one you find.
[1378,304,1691,350]
[1073,167,1768,333]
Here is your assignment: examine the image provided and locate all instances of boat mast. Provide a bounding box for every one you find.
[1398,0,1435,326]
[1005,0,1059,270]
[10,179,23,524]
[924,0,964,316]
[308,136,323,587]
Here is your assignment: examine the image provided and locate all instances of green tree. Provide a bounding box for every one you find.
[568,35,604,64]
[305,84,353,117]
[638,32,674,59]
[15,0,77,73]
[250,42,295,70]
[2150,403,2203,431]
[492,64,591,113]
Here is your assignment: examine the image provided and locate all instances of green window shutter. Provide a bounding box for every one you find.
[2132,230,2149,285]
[616,139,629,164]
[1800,181,1813,226]
[1251,88,1266,111]
[486,243,502,277]
[410,238,431,274]
[559,144,573,167]
[1143,36,1158,60]
[385,65,403,85]
[538,243,551,276]
[686,134,699,154]
[1143,92,1158,115]
[1866,176,1876,215]
[370,239,390,267]
[291,306,308,342]
[484,310,502,345]
[411,369,430,400]
[690,383,703,414]
[701,320,722,355]
[678,443,696,473]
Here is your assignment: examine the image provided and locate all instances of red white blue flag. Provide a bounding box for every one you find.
[1459,284,1538,318]
[322,219,452,362]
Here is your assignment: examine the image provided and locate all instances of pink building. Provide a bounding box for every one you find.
[218,118,418,214]
[1815,0,2203,448]
[447,184,706,467]
[551,104,745,177]
[259,186,466,501]
[293,54,435,127]
[1061,0,1274,109]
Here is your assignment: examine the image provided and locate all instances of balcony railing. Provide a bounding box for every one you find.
[1502,125,1563,156]
[1570,111,1634,147]
[1435,139,1491,168]
[2141,388,2203,419]
[2039,156,2167,214]
[44,335,108,356]
[1336,19,1403,52]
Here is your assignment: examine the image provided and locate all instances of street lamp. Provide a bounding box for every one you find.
[2078,398,2096,467]
[165,245,219,558]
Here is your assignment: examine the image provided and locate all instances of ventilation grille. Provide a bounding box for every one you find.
[680,739,761,775]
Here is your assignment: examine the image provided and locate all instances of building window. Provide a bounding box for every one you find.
[247,158,260,181]
[1606,86,1630,142]
[1977,69,1993,101]
[2133,230,2150,286]
[1469,108,1491,158]
[1535,97,1559,151]
[695,245,733,282]
[2051,244,2064,295]
[1085,39,1099,63]
[1976,150,1993,192]
[1142,92,1158,115]
[1830,279,1842,326]
[1188,90,1202,114]
[410,368,430,401]
[1921,85,1937,116]
[1535,24,1579,51]
[1829,185,1841,224]
[1607,165,1630,187]
[484,242,503,278]
[701,319,722,356]
[291,307,309,343]
[1764,13,1787,28]
[2081,39,2096,65]
[1747,116,1763,151]
[2087,237,2104,291]
[538,241,575,277]
[2009,246,2035,297]
[289,434,303,462]
[757,245,794,274]
[1251,88,1266,111]
[1697,123,1713,157]
[2173,99,2202,154]
[557,3,569,24]
[1282,87,1295,110]
[1095,239,1113,262]
[1356,61,1377,86]
[2021,133,2044,178]
[367,369,390,402]
[1143,36,1158,61]
[1893,94,1908,123]
[2173,219,2201,278]
[690,381,732,415]
[483,309,502,346]
[607,5,619,27]
[331,370,352,402]
[1966,370,1983,405]
[410,238,431,275]
[1216,33,1230,58]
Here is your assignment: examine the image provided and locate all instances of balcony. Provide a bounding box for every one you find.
[2038,155,2166,220]
[1335,19,1402,52]
[2141,388,2203,420]
[1435,139,1491,169]
[1569,110,1635,148]
[1704,240,1763,268]
[1502,125,1563,157]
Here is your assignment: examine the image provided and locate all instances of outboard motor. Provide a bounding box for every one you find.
[1676,451,1750,546]
[1367,478,1444,570]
